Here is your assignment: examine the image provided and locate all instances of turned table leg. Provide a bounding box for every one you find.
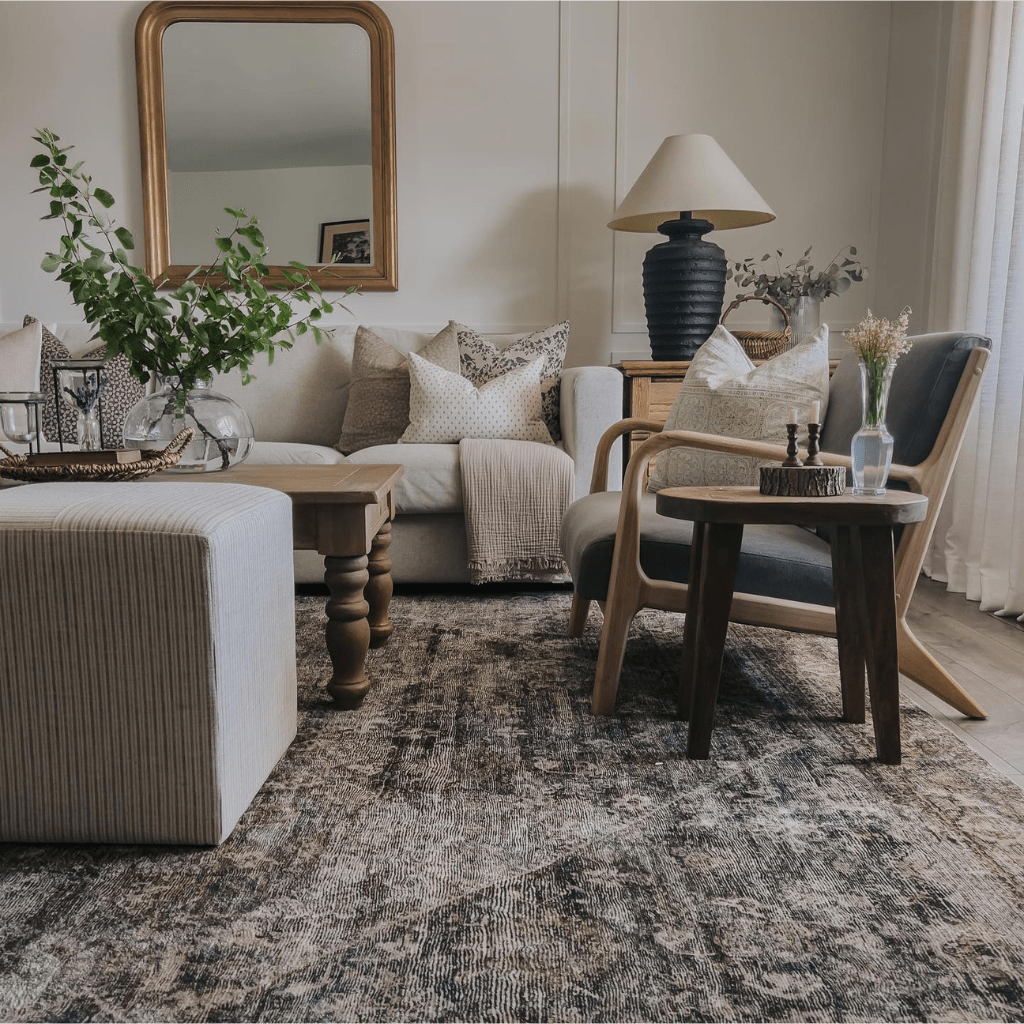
[324,553,371,708]
[365,520,394,649]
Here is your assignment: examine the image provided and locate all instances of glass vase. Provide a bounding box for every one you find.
[851,358,895,495]
[768,296,822,346]
[77,407,102,451]
[122,377,255,472]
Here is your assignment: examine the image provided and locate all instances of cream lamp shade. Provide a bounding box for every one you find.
[608,134,775,232]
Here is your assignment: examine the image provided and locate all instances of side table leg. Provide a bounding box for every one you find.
[687,522,743,760]
[678,520,707,720]
[366,520,395,649]
[857,526,902,764]
[324,554,371,708]
[831,525,867,723]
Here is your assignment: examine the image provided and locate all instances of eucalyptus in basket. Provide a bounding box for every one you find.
[726,245,867,309]
[31,129,354,395]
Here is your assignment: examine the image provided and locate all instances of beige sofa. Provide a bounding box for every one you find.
[5,323,623,584]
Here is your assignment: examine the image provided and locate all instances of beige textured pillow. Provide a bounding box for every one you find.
[400,354,551,444]
[336,324,459,452]
[648,324,831,491]
[0,320,42,392]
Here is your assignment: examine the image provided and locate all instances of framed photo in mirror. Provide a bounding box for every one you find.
[319,220,371,265]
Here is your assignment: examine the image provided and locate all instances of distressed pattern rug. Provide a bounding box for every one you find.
[3,592,1024,1023]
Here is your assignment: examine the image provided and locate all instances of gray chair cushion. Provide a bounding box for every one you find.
[561,492,835,606]
[822,332,991,463]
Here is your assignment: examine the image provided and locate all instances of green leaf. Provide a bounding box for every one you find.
[40,253,61,273]
[93,187,115,208]
[215,236,232,252]
[114,226,135,250]
[30,154,50,168]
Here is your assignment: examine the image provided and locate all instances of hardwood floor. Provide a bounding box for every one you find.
[906,575,1024,787]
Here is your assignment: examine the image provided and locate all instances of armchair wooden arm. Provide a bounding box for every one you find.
[587,418,921,497]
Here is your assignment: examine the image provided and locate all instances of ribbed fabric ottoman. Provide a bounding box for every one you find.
[0,482,297,845]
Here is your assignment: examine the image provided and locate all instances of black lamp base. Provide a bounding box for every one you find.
[642,217,726,361]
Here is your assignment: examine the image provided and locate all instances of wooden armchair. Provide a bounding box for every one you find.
[560,333,991,719]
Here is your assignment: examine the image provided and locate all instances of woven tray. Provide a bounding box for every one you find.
[721,295,793,359]
[0,428,194,482]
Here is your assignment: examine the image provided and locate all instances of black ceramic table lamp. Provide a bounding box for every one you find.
[608,134,775,360]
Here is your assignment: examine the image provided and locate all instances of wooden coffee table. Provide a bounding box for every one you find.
[655,485,929,764]
[153,463,403,709]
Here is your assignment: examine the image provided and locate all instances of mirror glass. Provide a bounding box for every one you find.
[163,21,373,268]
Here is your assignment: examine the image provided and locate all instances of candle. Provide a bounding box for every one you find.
[811,400,821,423]
[789,408,799,425]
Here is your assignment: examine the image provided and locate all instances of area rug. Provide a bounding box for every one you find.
[3,593,1024,1023]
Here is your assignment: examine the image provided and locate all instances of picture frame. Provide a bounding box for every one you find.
[318,219,372,265]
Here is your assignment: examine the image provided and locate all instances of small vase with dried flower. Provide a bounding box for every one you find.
[844,306,913,494]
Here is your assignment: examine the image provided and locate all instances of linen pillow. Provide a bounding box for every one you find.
[0,320,42,392]
[27,316,146,450]
[400,353,551,445]
[336,324,459,453]
[648,323,831,491]
[452,321,568,441]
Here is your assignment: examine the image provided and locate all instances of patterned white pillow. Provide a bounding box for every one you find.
[648,324,831,491]
[400,353,551,445]
[452,321,568,441]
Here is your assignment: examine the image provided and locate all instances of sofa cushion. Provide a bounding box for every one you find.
[347,443,463,514]
[562,491,835,606]
[454,321,568,441]
[648,324,831,492]
[337,325,460,453]
[246,441,348,466]
[401,354,551,445]
[0,320,42,392]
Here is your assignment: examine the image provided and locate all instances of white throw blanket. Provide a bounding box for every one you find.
[459,438,574,583]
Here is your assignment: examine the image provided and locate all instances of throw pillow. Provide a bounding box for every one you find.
[452,321,568,442]
[647,323,831,491]
[400,353,551,445]
[28,316,146,450]
[336,324,460,453]
[0,320,42,392]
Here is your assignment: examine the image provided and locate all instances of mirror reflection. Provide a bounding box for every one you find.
[163,21,373,268]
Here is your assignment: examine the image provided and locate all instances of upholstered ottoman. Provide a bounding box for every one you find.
[0,482,297,845]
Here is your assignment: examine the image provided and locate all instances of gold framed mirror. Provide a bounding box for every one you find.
[136,0,397,290]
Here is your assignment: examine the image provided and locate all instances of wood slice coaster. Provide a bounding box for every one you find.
[759,465,846,497]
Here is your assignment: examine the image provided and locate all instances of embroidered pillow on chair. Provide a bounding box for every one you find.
[400,354,551,445]
[647,323,831,491]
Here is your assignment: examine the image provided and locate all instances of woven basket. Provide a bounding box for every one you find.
[720,295,793,360]
[0,428,194,482]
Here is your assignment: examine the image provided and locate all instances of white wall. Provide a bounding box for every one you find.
[168,165,372,266]
[0,1,947,367]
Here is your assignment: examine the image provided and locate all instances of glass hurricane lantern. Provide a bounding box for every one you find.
[50,358,107,451]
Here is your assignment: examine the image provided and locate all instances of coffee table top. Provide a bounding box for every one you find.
[656,484,929,526]
[150,463,403,505]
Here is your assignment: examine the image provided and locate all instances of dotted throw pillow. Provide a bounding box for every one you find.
[400,353,551,445]
[647,324,831,491]
[452,321,568,442]
[27,316,147,450]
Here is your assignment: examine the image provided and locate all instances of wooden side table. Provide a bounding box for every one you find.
[654,485,929,764]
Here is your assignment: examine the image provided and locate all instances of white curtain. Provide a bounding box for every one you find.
[925,1,1024,622]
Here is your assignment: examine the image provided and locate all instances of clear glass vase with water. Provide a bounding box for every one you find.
[851,358,895,495]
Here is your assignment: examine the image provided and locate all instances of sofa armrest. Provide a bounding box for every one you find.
[560,366,624,498]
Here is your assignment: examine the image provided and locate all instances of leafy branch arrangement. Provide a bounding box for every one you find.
[32,128,354,396]
[726,245,867,309]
